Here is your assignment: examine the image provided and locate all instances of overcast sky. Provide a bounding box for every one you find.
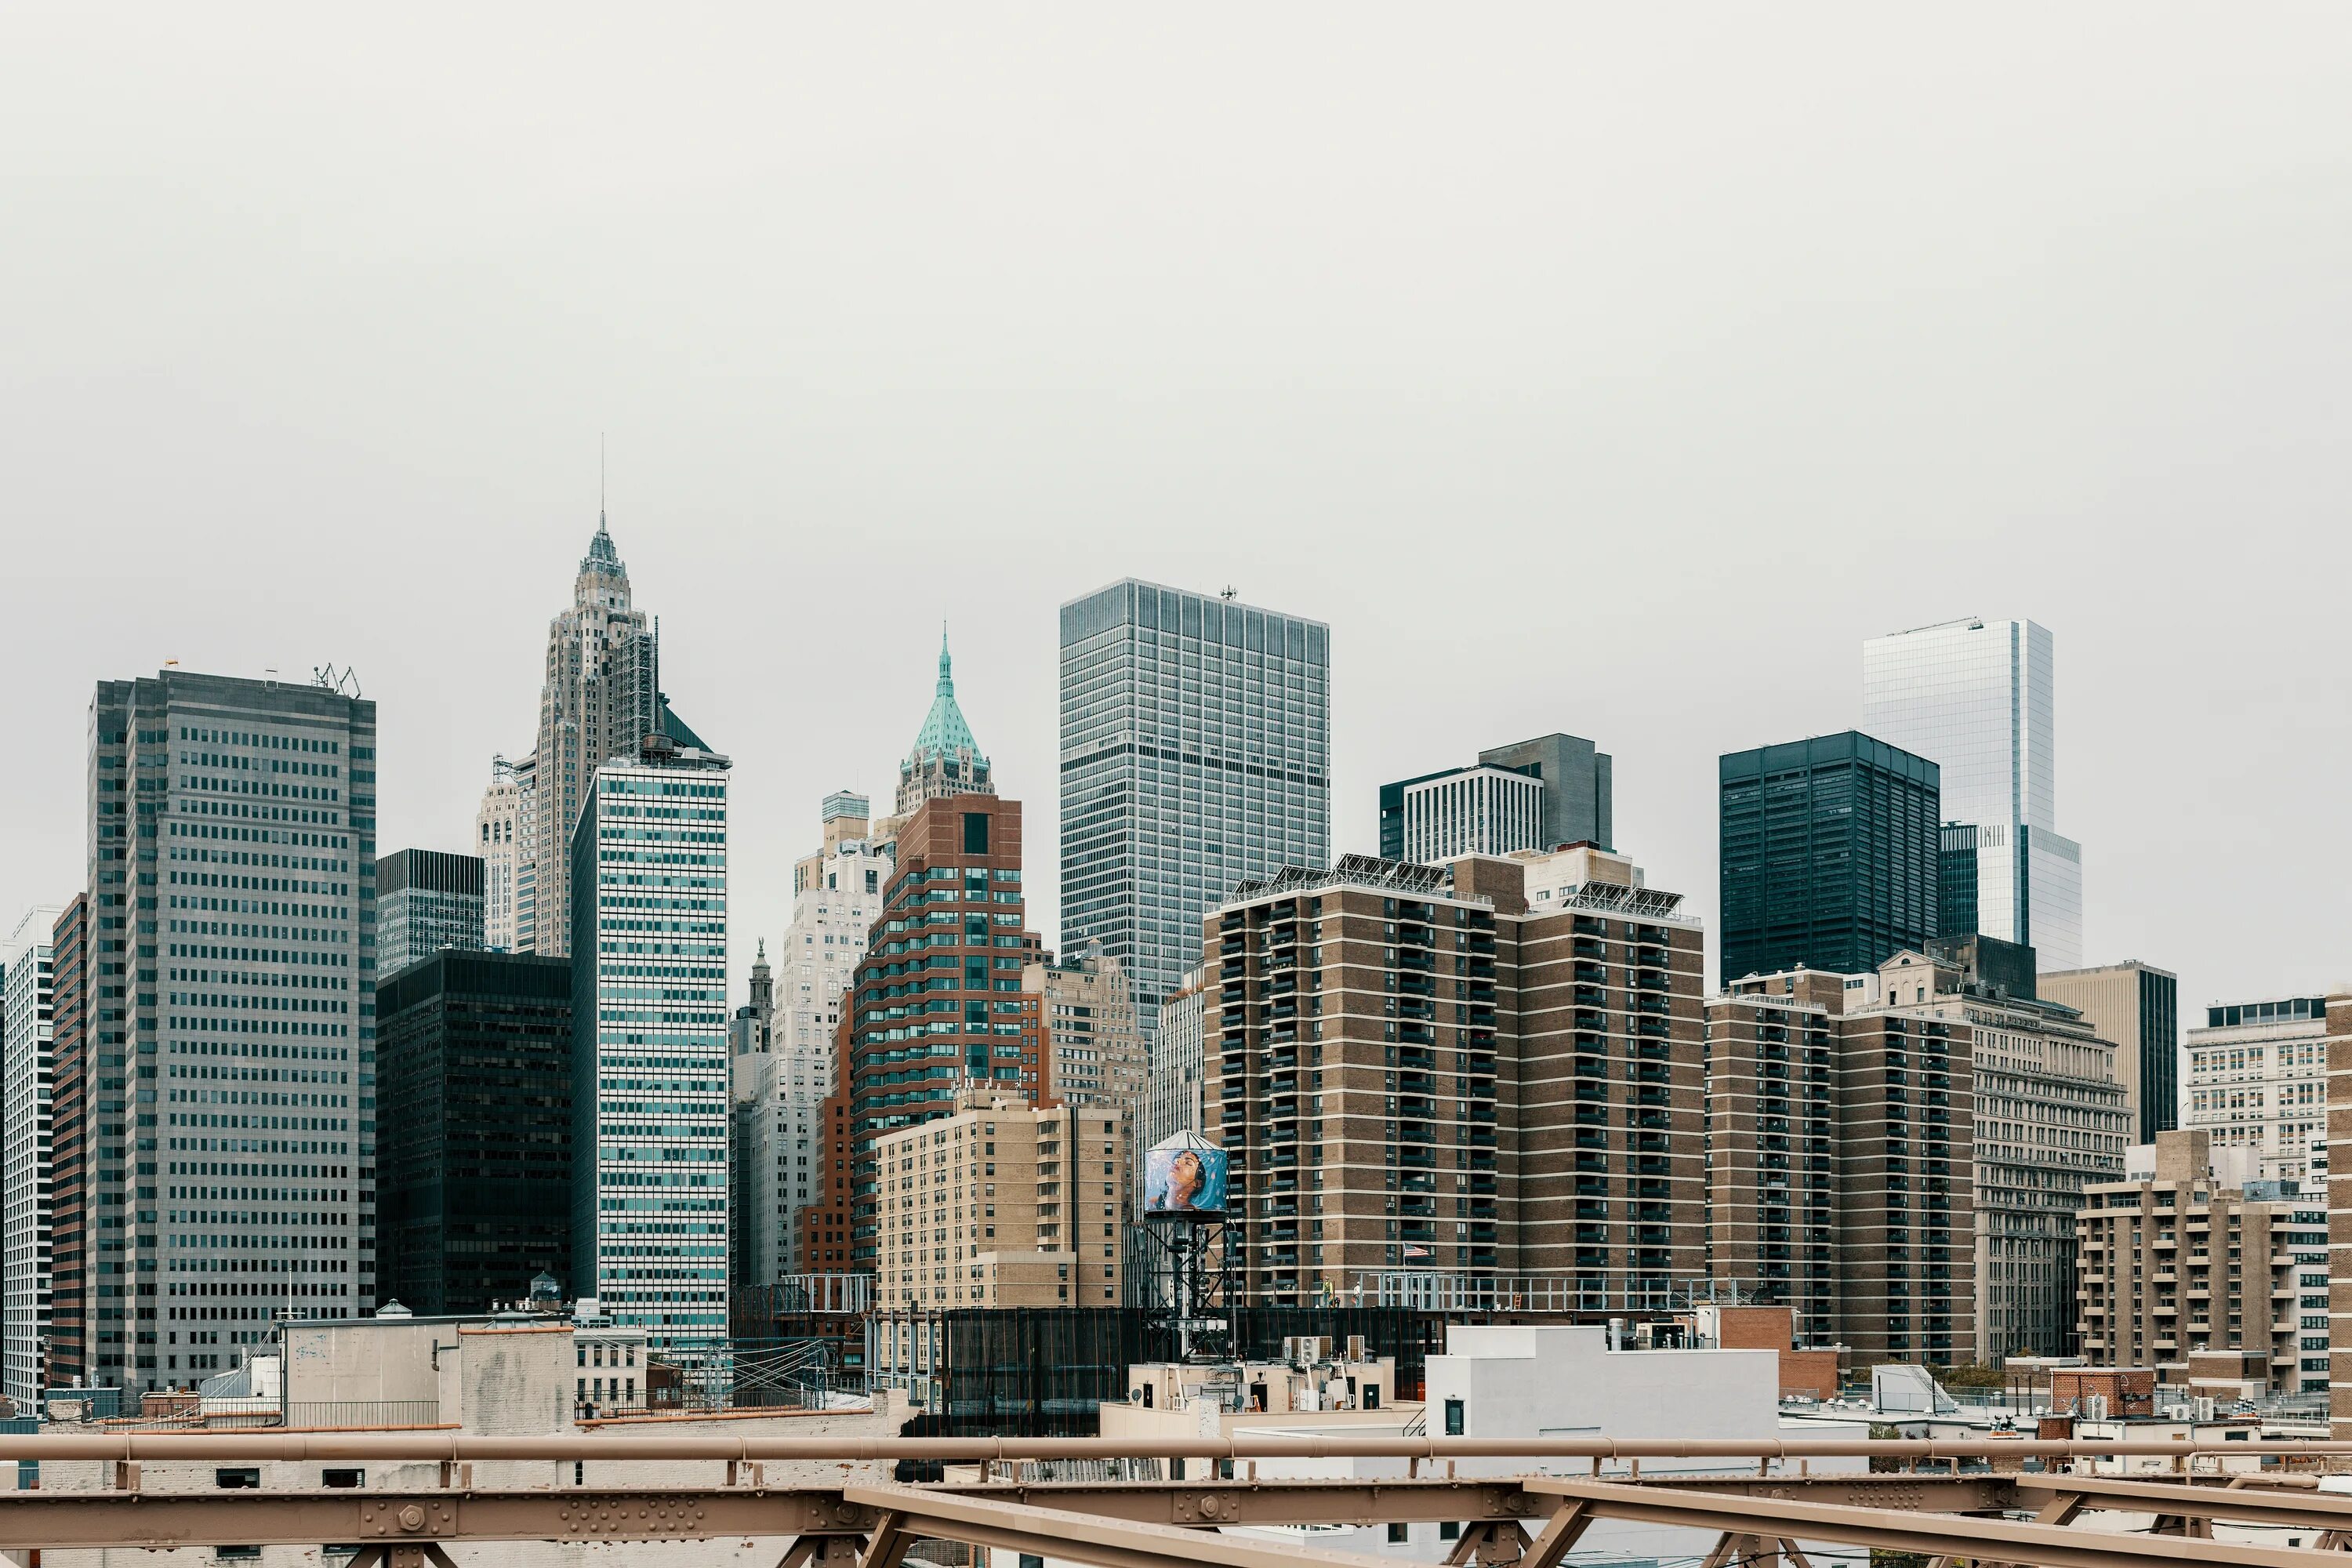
[4,5,2347,1016]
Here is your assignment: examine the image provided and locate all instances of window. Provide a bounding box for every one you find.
[321,1469,365,1489]
[963,812,991,855]
[1443,1397,1465,1436]
[1387,1524,1409,1544]
[214,1468,262,1490]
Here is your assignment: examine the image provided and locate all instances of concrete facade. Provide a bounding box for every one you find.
[2,904,63,1413]
[2185,994,2328,1184]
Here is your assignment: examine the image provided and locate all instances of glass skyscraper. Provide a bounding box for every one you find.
[1059,580,1330,1033]
[1718,731,1941,984]
[375,848,485,978]
[1862,618,2082,970]
[569,709,730,1352]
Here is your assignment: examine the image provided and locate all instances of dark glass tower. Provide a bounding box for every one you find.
[1718,731,1940,985]
[375,949,573,1314]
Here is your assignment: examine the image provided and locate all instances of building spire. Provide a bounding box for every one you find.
[938,623,954,696]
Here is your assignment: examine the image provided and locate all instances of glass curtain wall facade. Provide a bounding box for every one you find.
[568,728,730,1352]
[376,950,572,1313]
[1059,581,1330,1037]
[103,670,376,1392]
[375,849,485,978]
[1863,619,2082,969]
[1717,732,1941,985]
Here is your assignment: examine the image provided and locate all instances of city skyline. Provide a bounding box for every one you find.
[0,528,2336,1025]
[6,9,2348,1025]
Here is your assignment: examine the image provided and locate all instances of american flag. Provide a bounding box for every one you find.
[1403,1244,1431,1258]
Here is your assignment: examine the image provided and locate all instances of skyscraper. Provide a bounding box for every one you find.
[895,635,993,818]
[528,519,659,960]
[1717,731,1941,985]
[477,755,527,953]
[800,792,1046,1279]
[376,949,572,1314]
[375,849,485,977]
[78,670,375,1392]
[1379,733,1612,864]
[45,897,89,1392]
[742,793,891,1280]
[2,904,63,1412]
[1862,619,2082,970]
[2038,960,2180,1145]
[1059,580,1330,1037]
[1207,845,1705,1308]
[568,710,729,1352]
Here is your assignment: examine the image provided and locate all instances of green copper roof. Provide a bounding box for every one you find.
[908,629,985,764]
[661,697,710,752]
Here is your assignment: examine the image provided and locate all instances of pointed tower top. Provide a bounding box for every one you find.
[755,937,768,964]
[908,627,984,768]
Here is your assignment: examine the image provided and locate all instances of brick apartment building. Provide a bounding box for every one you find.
[2079,1128,2326,1396]
[800,793,1046,1279]
[1706,967,1976,1364]
[1205,844,1704,1311]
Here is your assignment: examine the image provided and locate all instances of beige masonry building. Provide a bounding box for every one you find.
[2078,1128,2325,1397]
[873,1088,1130,1309]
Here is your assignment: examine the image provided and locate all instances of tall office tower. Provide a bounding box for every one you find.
[477,756,526,953]
[800,793,1046,1279]
[895,635,993,818]
[2040,961,2181,1145]
[1142,967,1207,1156]
[742,793,895,1281]
[1059,580,1330,1043]
[375,849,485,978]
[2180,996,2328,1184]
[1028,944,1146,1112]
[2078,1130,2327,1396]
[568,713,729,1352]
[873,1088,1129,1308]
[1862,618,2082,970]
[3,905,63,1410]
[1705,969,1976,1363]
[1379,733,1612,864]
[45,898,90,1392]
[375,950,572,1313]
[1717,732,1941,986]
[1206,845,1704,1310]
[530,519,660,960]
[79,670,378,1392]
[1870,946,2129,1360]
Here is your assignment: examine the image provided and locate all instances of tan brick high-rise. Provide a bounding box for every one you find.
[1205,845,1703,1310]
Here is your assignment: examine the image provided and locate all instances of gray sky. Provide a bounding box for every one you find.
[5,5,2348,1017]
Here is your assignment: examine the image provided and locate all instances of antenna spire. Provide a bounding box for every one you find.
[600,433,607,529]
